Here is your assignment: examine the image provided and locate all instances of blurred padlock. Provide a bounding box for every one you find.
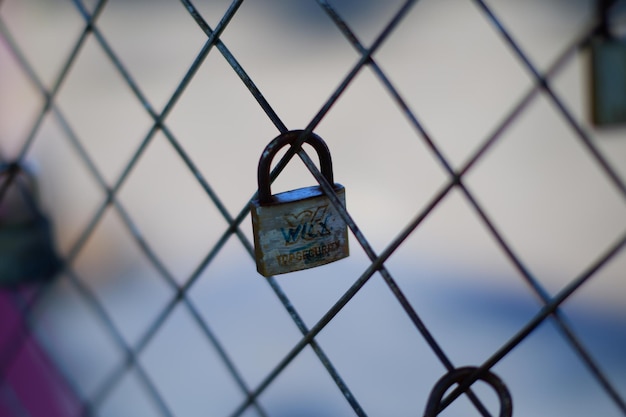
[250,130,349,277]
[423,367,512,417]
[0,162,62,287]
[590,36,626,126]
[589,0,626,126]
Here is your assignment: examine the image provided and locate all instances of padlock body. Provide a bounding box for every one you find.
[0,217,62,287]
[590,37,626,126]
[251,185,349,277]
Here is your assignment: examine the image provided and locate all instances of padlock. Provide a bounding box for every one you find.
[589,35,626,126]
[0,162,62,287]
[423,367,512,417]
[250,130,349,277]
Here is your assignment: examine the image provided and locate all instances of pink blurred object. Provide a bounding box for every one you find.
[0,290,80,417]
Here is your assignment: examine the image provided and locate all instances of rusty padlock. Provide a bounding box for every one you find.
[250,130,349,277]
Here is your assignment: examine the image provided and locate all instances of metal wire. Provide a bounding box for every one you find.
[0,0,624,416]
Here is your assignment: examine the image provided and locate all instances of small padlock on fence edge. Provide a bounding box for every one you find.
[588,1,626,126]
[250,130,349,277]
[0,162,63,287]
[589,35,626,126]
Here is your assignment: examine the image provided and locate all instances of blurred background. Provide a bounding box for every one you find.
[1,0,625,416]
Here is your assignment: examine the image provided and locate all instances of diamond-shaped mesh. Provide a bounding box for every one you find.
[1,0,625,416]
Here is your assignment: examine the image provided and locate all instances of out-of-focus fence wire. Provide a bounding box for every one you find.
[0,0,625,416]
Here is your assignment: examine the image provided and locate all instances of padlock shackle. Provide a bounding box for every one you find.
[597,0,617,38]
[257,130,334,204]
[0,162,43,218]
[423,366,512,417]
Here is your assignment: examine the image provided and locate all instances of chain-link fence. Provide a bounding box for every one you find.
[1,0,626,416]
